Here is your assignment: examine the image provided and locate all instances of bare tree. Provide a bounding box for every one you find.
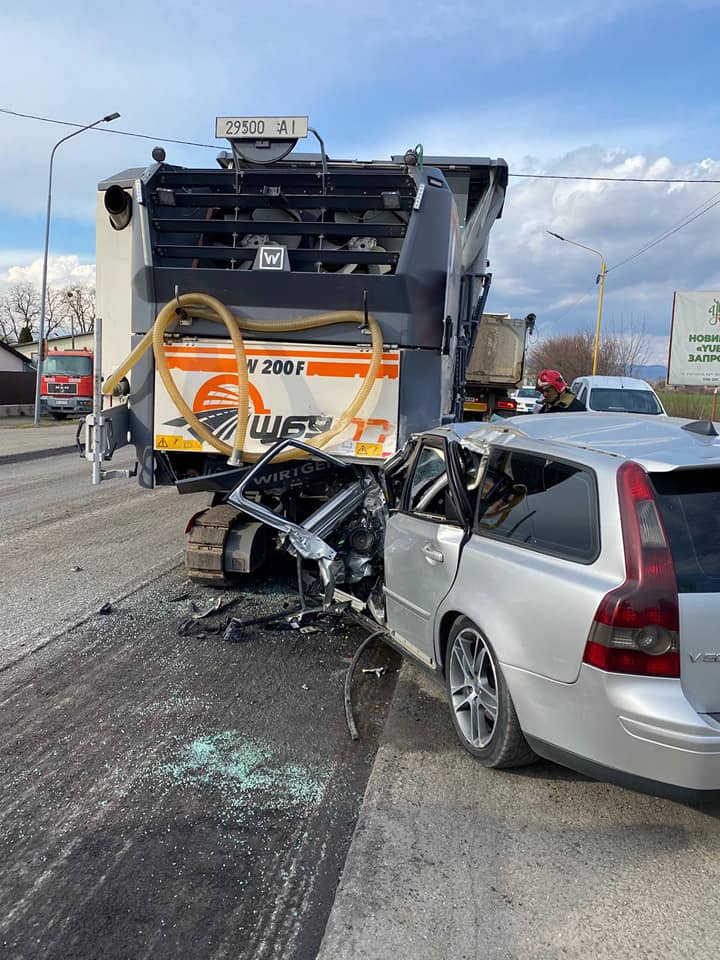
[528,323,651,385]
[603,316,650,375]
[0,282,39,342]
[44,287,68,338]
[61,285,96,335]
[0,280,96,343]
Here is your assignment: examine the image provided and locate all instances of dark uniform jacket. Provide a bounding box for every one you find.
[538,389,586,414]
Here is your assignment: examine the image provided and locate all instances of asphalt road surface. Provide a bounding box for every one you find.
[0,447,208,664]
[318,664,720,960]
[8,446,720,960]
[0,449,399,959]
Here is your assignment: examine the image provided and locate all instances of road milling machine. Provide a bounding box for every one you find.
[89,115,511,599]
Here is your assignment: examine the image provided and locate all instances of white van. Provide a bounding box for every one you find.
[570,376,666,415]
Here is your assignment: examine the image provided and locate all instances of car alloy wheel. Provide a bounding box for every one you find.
[448,624,498,748]
[445,617,535,768]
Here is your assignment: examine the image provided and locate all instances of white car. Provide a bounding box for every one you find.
[570,375,666,415]
[512,386,542,414]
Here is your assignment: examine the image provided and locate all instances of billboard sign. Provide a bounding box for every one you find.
[669,291,720,386]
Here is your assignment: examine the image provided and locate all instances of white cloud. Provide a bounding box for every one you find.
[486,147,720,360]
[0,255,95,292]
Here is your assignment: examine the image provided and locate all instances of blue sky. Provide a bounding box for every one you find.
[2,0,720,361]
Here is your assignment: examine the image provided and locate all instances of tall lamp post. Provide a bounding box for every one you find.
[33,112,120,424]
[547,231,607,376]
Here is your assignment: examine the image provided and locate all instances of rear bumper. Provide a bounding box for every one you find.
[504,662,720,795]
[524,737,720,803]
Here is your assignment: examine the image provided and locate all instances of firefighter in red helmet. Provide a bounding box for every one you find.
[535,369,586,413]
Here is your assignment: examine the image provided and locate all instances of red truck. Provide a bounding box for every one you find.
[41,348,94,419]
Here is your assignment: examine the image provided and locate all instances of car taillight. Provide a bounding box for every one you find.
[583,460,679,678]
[495,398,517,411]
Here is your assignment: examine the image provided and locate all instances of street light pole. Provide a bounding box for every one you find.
[547,231,607,376]
[592,259,607,376]
[33,112,120,424]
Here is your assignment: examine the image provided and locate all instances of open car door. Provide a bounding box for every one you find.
[383,437,469,667]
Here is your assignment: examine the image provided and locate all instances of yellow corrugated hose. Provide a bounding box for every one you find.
[102,292,384,464]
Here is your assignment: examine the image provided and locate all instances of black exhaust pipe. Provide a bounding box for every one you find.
[104,184,132,230]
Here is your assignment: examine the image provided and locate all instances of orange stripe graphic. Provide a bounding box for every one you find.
[166,357,398,378]
[165,346,399,362]
[306,361,398,379]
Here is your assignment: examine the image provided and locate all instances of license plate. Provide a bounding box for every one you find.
[464,400,488,412]
[215,116,308,140]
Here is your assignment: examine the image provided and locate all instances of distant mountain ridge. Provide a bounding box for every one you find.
[629,364,667,382]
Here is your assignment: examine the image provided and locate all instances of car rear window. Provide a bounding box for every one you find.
[589,388,662,414]
[652,469,720,593]
[475,449,599,562]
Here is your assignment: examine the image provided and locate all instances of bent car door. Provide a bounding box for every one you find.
[384,438,466,666]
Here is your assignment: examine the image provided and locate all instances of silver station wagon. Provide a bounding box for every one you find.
[380,413,720,799]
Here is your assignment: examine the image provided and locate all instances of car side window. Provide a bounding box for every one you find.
[475,448,599,562]
[408,445,446,511]
[407,444,460,522]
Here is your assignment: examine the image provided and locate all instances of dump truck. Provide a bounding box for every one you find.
[87,115,519,594]
[463,312,536,419]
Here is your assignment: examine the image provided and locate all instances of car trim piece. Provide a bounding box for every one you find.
[525,735,720,801]
[617,714,720,754]
[383,628,436,668]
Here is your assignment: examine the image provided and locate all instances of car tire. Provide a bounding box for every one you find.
[445,616,536,768]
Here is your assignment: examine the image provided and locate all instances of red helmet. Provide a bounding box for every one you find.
[536,369,567,393]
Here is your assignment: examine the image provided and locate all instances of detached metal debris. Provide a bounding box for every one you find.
[222,601,349,643]
[172,577,395,740]
[177,596,240,636]
[226,439,386,611]
[343,627,391,741]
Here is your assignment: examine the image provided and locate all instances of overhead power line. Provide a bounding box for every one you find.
[3,107,720,185]
[607,189,720,274]
[0,107,217,150]
[511,172,720,184]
